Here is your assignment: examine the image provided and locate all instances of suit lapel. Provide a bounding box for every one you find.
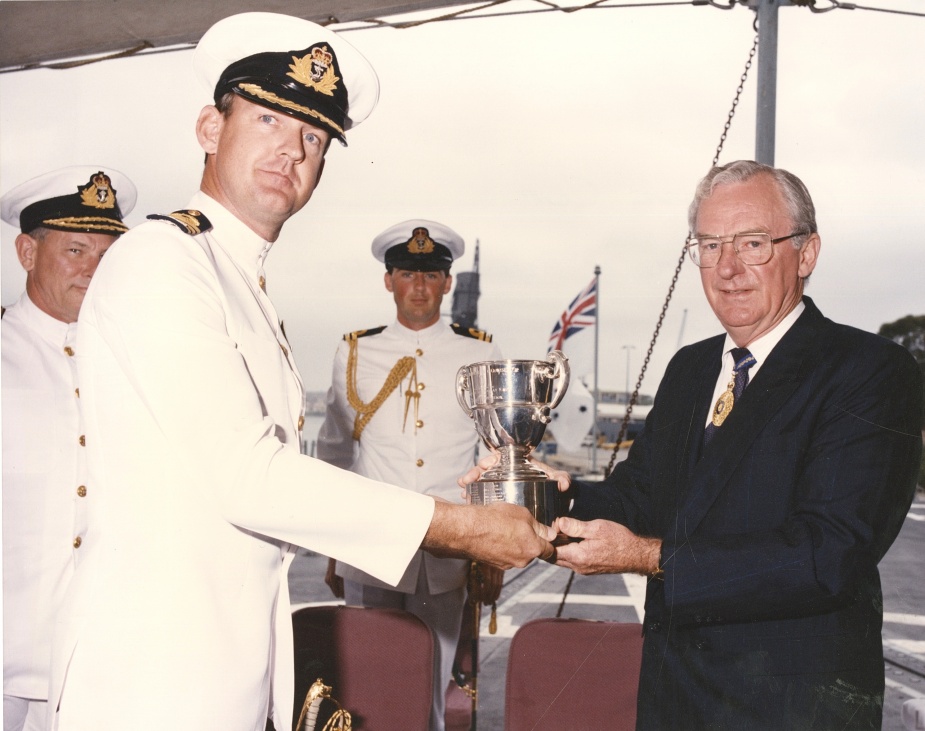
[681,299,827,534]
[685,343,723,476]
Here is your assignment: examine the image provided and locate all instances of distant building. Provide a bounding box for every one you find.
[303,391,327,416]
[451,239,481,330]
[595,389,653,443]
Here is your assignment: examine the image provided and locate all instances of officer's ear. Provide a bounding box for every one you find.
[196,105,223,156]
[384,270,394,293]
[15,232,38,273]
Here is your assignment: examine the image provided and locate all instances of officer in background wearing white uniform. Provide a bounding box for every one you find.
[45,15,554,731]
[318,220,503,730]
[1,167,136,731]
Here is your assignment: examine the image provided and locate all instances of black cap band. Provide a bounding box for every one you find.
[215,45,350,142]
[19,171,128,235]
[384,241,454,272]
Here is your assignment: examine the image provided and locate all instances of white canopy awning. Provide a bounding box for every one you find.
[0,0,474,72]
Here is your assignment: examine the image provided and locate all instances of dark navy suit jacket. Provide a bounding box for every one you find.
[571,297,923,730]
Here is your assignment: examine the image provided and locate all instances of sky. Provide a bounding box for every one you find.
[1,0,923,395]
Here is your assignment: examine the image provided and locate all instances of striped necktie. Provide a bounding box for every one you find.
[704,347,756,445]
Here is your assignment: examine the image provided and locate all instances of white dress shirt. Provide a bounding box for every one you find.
[706,301,806,428]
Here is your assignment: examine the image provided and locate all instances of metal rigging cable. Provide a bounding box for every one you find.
[558,19,759,617]
[603,18,760,477]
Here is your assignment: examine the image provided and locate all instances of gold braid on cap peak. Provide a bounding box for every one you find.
[236,83,344,135]
[346,338,419,440]
[41,216,128,233]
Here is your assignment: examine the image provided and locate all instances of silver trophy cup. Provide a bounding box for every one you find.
[456,350,570,525]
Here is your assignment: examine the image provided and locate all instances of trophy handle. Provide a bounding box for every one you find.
[546,350,570,410]
[456,365,475,419]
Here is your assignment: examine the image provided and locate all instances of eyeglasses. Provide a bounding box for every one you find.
[686,231,808,268]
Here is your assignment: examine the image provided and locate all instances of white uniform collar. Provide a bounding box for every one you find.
[388,318,448,342]
[14,290,73,348]
[190,191,274,271]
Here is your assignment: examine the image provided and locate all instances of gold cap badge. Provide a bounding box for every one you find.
[405,227,436,255]
[79,172,117,210]
[287,45,340,97]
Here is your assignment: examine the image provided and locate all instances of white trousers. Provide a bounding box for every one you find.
[3,696,46,731]
[344,573,465,731]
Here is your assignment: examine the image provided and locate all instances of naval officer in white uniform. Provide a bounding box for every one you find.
[318,220,504,730]
[1,166,136,731]
[46,14,555,731]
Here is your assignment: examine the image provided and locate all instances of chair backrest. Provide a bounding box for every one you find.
[291,605,434,730]
[505,618,644,731]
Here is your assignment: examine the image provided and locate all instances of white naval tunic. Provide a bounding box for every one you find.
[2,293,88,703]
[47,192,434,731]
[317,319,501,594]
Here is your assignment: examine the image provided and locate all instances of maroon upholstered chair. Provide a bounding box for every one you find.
[291,605,434,730]
[504,618,644,731]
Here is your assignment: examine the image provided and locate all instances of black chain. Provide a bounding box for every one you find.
[603,27,760,478]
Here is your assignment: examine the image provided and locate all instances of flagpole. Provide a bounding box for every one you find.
[592,265,600,473]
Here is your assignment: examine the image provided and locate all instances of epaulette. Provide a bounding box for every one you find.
[146,209,212,236]
[344,326,386,342]
[451,323,492,342]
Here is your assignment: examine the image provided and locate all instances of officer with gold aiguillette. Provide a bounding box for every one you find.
[317,219,504,731]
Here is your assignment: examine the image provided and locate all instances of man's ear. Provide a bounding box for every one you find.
[15,233,37,272]
[384,270,394,293]
[443,273,452,295]
[196,105,223,156]
[798,233,821,279]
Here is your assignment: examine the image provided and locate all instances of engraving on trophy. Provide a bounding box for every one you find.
[456,350,570,526]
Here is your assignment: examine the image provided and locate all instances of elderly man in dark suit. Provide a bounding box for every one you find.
[466,160,923,729]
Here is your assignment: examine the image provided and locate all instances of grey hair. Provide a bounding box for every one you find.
[24,226,51,241]
[688,160,818,247]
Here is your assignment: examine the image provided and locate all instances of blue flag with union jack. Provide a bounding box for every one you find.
[547,276,597,352]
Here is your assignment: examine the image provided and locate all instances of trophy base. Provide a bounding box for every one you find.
[467,478,566,527]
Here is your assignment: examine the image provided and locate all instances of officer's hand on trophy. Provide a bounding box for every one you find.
[457,452,572,495]
[423,500,556,569]
[457,452,501,497]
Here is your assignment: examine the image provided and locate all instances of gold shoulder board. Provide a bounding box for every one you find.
[344,326,386,342]
[146,209,213,236]
[451,323,492,342]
